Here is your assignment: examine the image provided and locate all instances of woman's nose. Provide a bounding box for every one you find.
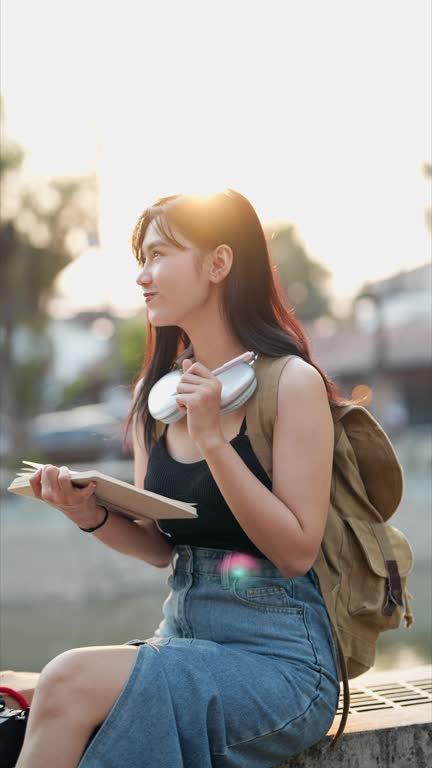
[136,267,152,286]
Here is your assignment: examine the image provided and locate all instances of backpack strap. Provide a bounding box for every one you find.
[312,549,350,748]
[245,354,350,747]
[245,355,294,478]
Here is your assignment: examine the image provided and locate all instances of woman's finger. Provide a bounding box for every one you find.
[175,381,203,394]
[57,469,97,500]
[57,465,72,490]
[185,361,213,378]
[176,393,193,410]
[41,464,62,492]
[29,467,43,499]
[178,372,212,387]
[39,465,57,500]
[76,481,97,497]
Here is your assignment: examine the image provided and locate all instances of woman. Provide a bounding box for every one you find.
[18,189,342,767]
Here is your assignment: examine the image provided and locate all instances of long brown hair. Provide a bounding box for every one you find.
[124,189,346,453]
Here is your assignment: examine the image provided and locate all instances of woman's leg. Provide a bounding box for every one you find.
[16,645,138,768]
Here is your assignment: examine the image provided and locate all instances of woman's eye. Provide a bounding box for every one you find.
[139,250,163,266]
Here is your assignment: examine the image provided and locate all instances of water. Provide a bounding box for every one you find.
[1,568,430,673]
[1,437,431,672]
[1,591,169,671]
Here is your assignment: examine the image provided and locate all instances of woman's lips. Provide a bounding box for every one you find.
[144,293,157,303]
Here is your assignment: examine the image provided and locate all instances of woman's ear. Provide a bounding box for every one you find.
[208,244,233,283]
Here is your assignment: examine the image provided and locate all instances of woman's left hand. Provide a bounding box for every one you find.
[175,359,225,452]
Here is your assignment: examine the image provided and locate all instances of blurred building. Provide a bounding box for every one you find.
[309,262,432,429]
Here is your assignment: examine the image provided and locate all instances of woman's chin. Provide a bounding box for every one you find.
[146,310,175,328]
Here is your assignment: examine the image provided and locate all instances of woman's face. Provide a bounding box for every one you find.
[136,219,212,328]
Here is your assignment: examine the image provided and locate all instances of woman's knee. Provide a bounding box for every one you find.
[34,645,138,724]
[35,649,91,717]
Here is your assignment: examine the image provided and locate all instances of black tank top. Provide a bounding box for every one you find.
[144,417,272,558]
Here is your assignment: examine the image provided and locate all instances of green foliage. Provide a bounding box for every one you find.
[264,222,332,322]
[59,355,115,408]
[15,357,49,415]
[60,373,96,406]
[56,317,147,409]
[117,316,147,383]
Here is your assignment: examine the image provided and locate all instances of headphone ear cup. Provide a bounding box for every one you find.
[148,370,184,423]
[220,377,257,415]
[219,364,257,415]
[148,361,257,423]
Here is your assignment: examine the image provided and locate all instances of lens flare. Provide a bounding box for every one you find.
[217,552,262,577]
[352,384,373,405]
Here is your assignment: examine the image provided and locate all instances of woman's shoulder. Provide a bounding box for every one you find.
[278,356,328,400]
[257,353,323,385]
[251,355,329,430]
[256,354,328,407]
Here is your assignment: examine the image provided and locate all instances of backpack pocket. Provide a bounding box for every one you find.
[344,518,413,630]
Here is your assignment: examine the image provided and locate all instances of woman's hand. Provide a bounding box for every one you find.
[28,464,102,528]
[175,359,225,453]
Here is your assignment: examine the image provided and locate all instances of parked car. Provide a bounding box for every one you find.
[29,403,129,464]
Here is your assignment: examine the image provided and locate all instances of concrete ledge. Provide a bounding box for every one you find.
[276,720,431,768]
[2,666,431,768]
[276,665,432,768]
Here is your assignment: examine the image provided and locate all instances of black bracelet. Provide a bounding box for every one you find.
[79,506,109,533]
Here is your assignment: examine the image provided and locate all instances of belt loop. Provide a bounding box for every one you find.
[221,553,232,589]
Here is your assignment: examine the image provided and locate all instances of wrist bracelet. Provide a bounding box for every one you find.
[79,506,109,533]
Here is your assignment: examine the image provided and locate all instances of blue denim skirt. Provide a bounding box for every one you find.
[78,545,340,768]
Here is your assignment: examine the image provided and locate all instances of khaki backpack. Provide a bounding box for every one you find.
[244,354,414,746]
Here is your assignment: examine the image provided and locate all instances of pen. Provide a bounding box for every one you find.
[169,351,255,396]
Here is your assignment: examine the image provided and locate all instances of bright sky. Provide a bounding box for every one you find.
[1,0,431,317]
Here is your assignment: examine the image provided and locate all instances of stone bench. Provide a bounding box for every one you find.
[2,665,431,768]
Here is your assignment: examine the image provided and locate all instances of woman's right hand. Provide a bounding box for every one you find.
[29,464,103,529]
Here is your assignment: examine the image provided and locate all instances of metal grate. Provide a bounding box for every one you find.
[337,677,432,715]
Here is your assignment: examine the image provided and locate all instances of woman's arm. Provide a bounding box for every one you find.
[89,510,173,567]
[197,358,334,577]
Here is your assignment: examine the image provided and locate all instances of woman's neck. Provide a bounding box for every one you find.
[180,327,248,372]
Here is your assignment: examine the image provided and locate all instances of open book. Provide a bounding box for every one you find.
[7,461,198,523]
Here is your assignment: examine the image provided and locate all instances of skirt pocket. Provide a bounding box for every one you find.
[230,576,303,614]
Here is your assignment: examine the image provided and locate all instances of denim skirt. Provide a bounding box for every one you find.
[78,545,340,768]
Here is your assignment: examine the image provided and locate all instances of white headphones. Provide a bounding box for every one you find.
[148,352,258,424]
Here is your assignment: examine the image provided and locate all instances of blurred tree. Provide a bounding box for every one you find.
[0,102,98,457]
[57,316,146,409]
[263,222,332,322]
[60,365,111,408]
